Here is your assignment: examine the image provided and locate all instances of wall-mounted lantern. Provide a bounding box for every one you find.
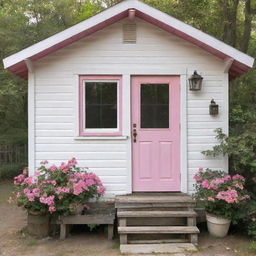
[188,71,203,91]
[209,99,219,115]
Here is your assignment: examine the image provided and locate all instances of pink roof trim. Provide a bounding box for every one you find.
[4,0,253,80]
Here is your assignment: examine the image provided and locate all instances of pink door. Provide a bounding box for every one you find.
[132,76,180,192]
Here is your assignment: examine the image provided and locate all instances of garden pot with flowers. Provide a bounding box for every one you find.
[9,158,106,237]
[193,168,250,238]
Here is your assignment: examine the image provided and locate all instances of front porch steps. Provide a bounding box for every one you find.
[115,193,199,254]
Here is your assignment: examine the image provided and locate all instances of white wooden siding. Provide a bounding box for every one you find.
[33,18,228,195]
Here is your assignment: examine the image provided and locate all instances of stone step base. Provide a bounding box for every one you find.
[120,243,198,254]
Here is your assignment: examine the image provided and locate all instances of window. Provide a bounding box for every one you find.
[79,76,122,136]
[140,84,169,128]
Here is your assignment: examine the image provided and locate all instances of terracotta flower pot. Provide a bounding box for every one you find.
[206,212,231,238]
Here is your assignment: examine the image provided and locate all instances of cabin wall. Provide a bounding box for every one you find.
[32,18,228,195]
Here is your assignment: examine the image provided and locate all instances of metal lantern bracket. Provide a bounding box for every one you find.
[209,99,219,115]
[188,71,203,91]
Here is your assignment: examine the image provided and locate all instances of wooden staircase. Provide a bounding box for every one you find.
[115,193,199,254]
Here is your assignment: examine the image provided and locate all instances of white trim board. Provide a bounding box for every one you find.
[27,64,35,176]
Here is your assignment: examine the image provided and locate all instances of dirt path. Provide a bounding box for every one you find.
[0,181,254,256]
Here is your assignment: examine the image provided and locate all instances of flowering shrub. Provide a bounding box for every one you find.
[9,158,106,216]
[193,168,250,220]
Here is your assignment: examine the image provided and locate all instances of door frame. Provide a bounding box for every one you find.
[127,73,188,194]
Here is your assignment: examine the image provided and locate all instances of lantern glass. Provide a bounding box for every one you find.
[189,71,203,91]
[209,99,219,115]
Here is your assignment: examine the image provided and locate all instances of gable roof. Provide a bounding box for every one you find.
[3,0,254,80]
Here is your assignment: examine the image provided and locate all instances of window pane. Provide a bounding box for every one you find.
[85,82,117,129]
[141,84,169,128]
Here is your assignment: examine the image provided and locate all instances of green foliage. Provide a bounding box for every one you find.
[87,224,99,231]
[249,241,256,252]
[202,128,256,195]
[247,200,256,239]
[0,162,27,180]
[0,0,105,146]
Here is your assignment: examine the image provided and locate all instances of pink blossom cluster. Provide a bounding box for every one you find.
[42,180,57,186]
[14,174,25,185]
[58,157,78,174]
[23,188,40,202]
[55,187,70,194]
[194,168,250,205]
[232,174,245,182]
[216,189,239,203]
[39,195,56,213]
[11,158,105,215]
[69,172,105,196]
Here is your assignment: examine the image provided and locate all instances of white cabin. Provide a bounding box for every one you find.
[3,0,254,196]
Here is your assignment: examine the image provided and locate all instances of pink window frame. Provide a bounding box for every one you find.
[79,75,122,136]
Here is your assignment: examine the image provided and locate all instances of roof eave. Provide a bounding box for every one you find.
[3,0,254,80]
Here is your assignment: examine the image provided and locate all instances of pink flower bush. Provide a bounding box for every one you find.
[10,158,105,216]
[193,168,250,220]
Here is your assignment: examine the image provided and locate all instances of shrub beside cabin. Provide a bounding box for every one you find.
[3,0,254,196]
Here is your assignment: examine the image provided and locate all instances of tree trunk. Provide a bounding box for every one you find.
[222,0,239,47]
[240,0,252,53]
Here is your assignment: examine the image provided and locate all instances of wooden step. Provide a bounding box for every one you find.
[116,202,195,209]
[116,194,195,204]
[120,243,198,254]
[117,210,197,218]
[118,226,200,234]
[129,239,188,244]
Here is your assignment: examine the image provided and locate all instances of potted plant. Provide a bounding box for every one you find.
[9,158,106,236]
[193,168,250,237]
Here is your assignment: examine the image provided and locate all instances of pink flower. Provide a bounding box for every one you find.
[213,178,225,185]
[58,196,63,200]
[68,157,77,166]
[223,175,231,181]
[60,162,70,173]
[202,180,209,189]
[23,188,30,194]
[73,180,88,195]
[24,176,33,185]
[208,197,215,202]
[14,174,25,185]
[49,206,56,213]
[22,168,29,175]
[27,193,35,202]
[198,168,204,172]
[97,186,106,195]
[193,174,202,182]
[35,171,41,177]
[40,160,49,165]
[234,183,243,190]
[55,187,70,194]
[232,174,245,182]
[32,188,40,197]
[39,195,55,206]
[48,165,58,172]
[240,195,250,201]
[216,189,239,204]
